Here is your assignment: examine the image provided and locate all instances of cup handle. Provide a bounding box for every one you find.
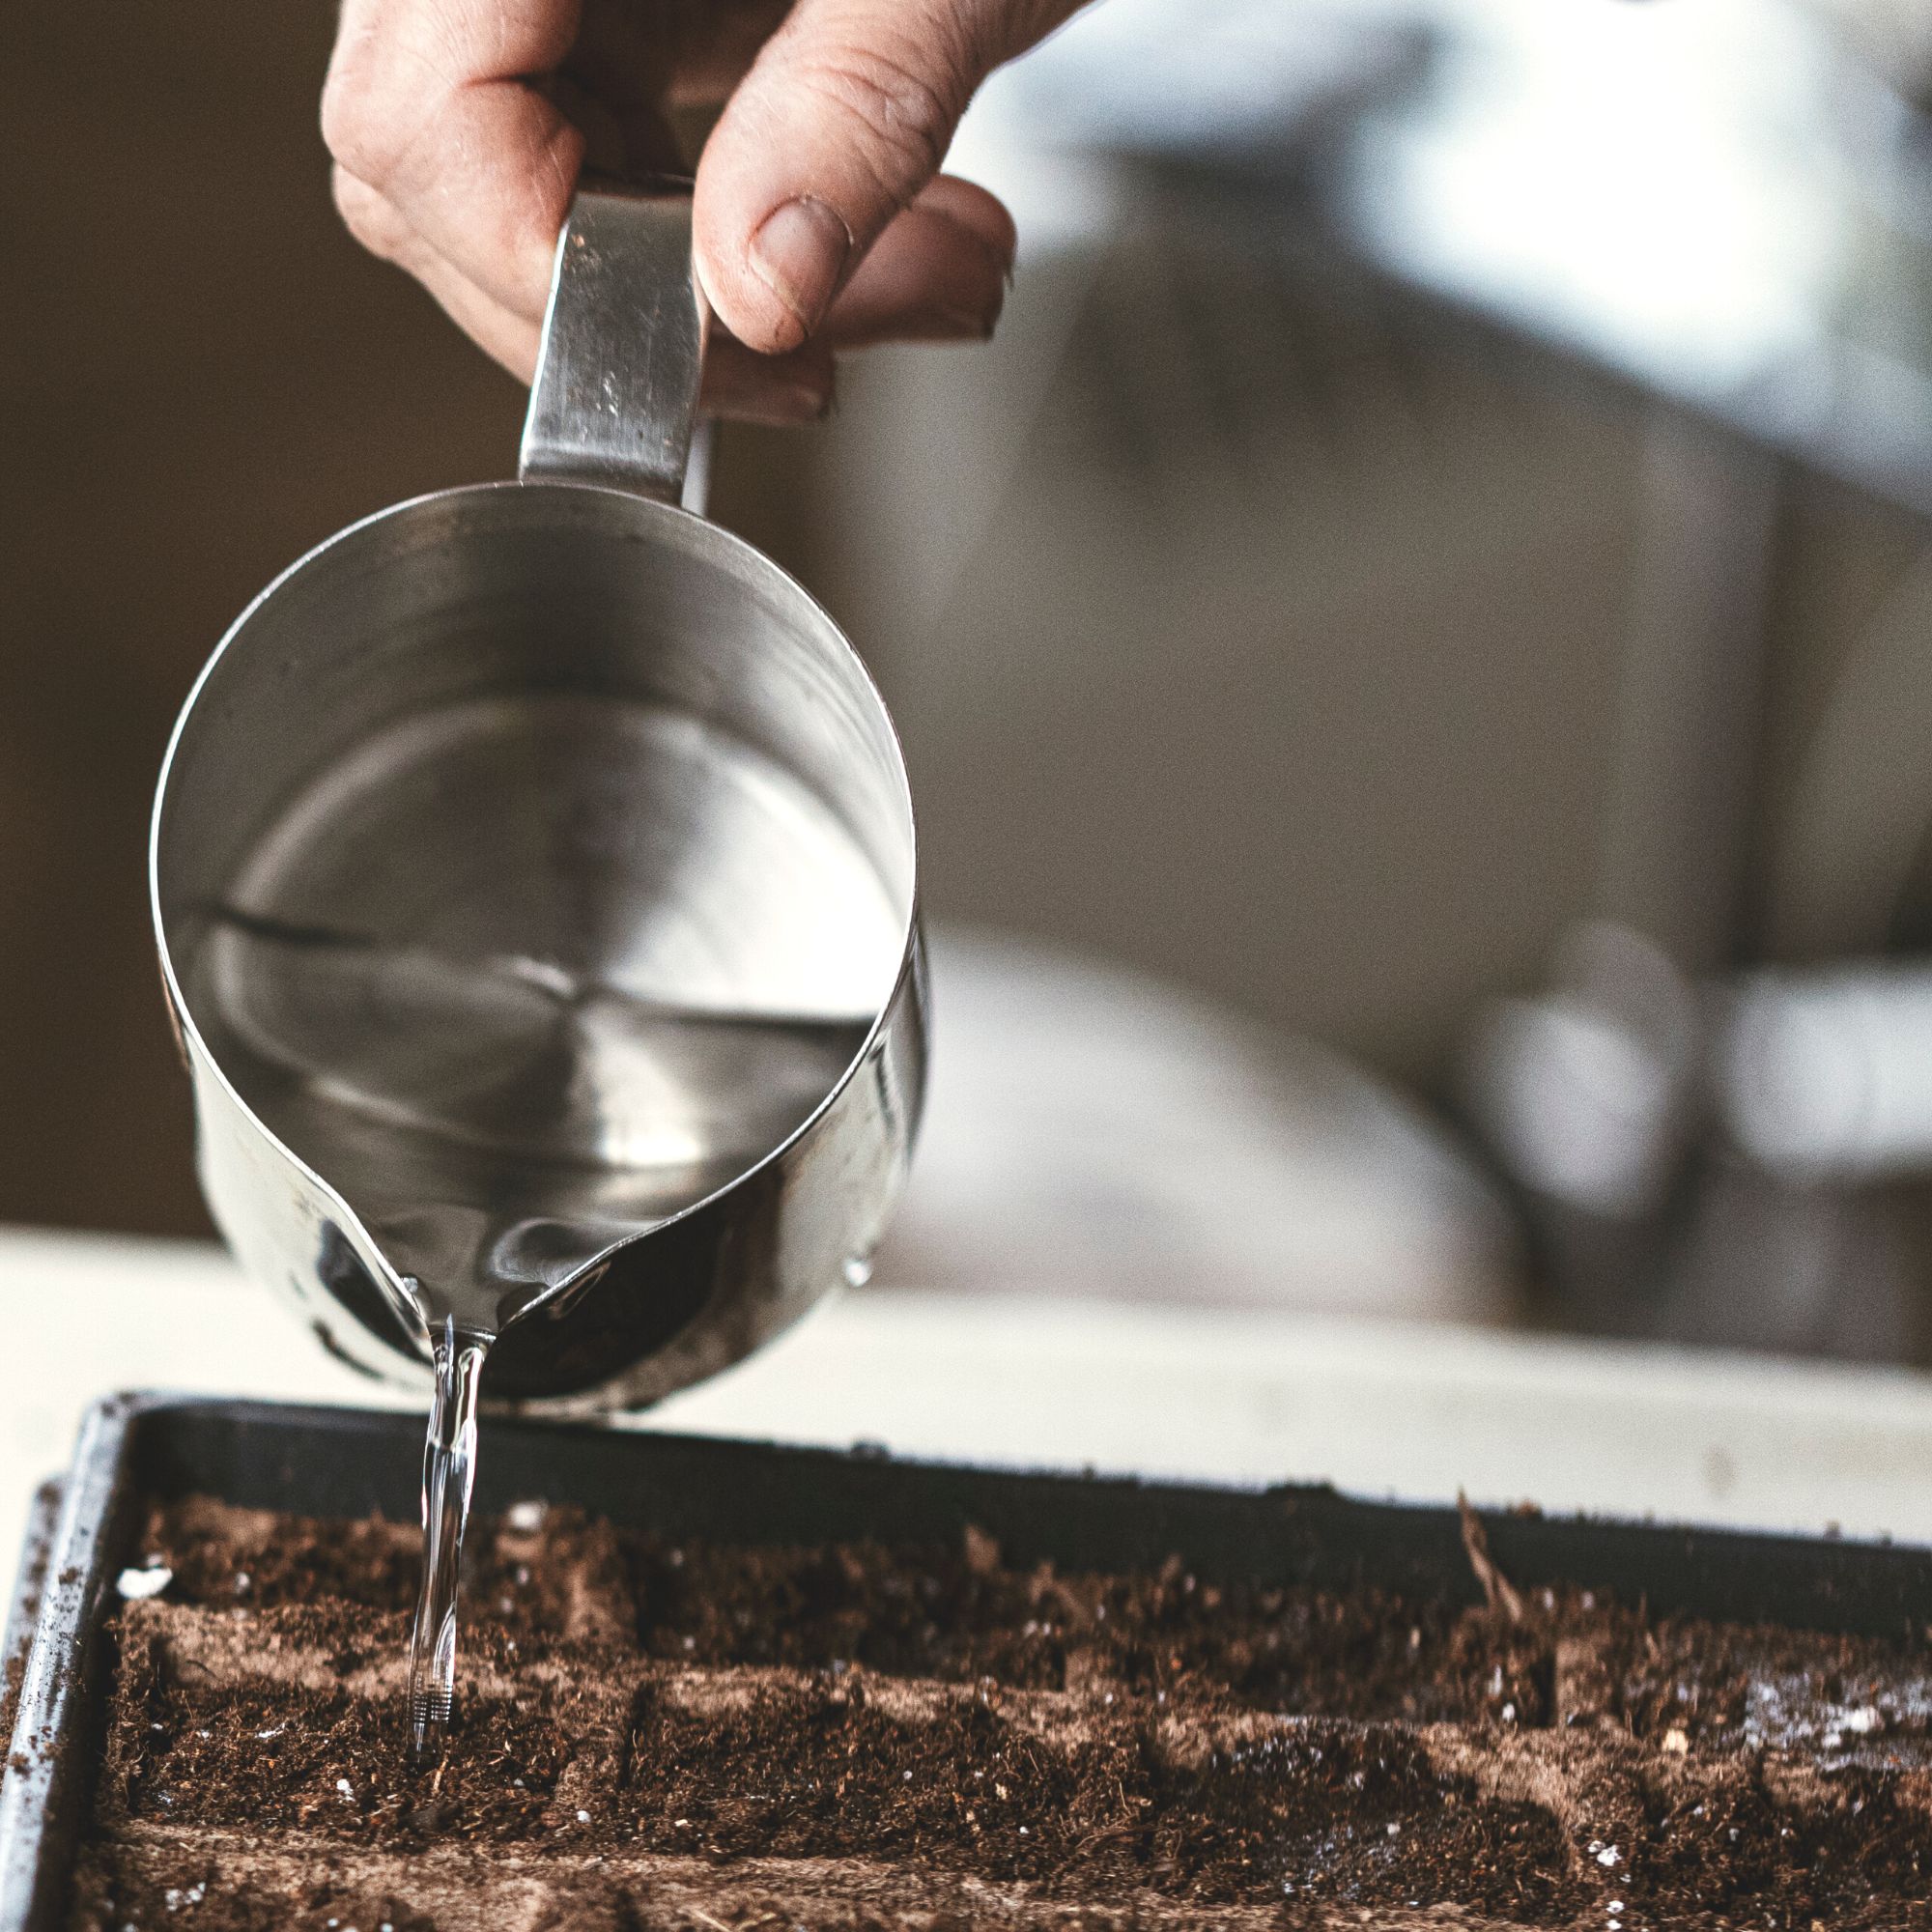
[518,177,710,507]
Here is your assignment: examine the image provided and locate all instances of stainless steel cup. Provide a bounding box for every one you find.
[151,183,925,1413]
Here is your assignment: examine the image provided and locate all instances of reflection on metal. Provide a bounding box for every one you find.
[520,180,708,502]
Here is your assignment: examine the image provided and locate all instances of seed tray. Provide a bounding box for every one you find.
[5,1391,1931,1929]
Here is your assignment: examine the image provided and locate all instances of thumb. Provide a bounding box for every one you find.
[694,0,1075,354]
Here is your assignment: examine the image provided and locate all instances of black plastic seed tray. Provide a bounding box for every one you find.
[5,1390,1931,1929]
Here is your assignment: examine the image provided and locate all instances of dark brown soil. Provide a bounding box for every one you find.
[62,1498,1932,1930]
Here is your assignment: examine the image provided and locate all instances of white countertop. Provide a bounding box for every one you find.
[8,1223,1932,1577]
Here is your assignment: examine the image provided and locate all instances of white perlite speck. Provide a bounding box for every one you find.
[1596,1846,1620,1867]
[115,1565,172,1601]
[506,1499,547,1532]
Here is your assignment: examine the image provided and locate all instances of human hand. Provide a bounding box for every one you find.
[322,0,1085,423]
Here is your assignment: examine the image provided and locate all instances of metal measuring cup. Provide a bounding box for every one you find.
[151,181,926,1413]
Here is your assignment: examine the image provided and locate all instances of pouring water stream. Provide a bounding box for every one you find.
[187,906,874,1757]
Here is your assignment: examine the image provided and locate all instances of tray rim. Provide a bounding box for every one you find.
[1,1398,145,1932]
[1,1482,61,1694]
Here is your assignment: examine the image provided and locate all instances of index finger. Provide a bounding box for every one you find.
[321,0,587,328]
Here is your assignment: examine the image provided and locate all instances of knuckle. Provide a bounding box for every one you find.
[795,35,964,191]
[320,25,438,192]
[319,63,387,183]
[330,168,406,260]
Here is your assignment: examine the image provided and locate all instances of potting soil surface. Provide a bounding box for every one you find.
[52,1496,1932,1930]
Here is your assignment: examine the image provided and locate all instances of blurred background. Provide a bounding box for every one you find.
[14,0,1932,1362]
